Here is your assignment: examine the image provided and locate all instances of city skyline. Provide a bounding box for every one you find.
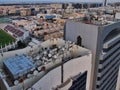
[0,0,120,4]
[0,1,120,90]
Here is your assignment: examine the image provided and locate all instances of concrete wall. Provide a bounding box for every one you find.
[30,67,61,90]
[65,21,98,90]
[64,54,92,90]
[65,21,98,58]
[30,54,92,90]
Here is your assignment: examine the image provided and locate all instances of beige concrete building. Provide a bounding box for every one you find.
[20,9,31,16]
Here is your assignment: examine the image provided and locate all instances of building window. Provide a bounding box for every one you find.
[77,35,82,46]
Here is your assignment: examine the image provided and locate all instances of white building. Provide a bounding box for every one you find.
[64,18,120,90]
[37,14,62,20]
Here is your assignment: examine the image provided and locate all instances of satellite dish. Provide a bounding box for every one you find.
[42,57,46,60]
[36,56,40,60]
[33,70,38,76]
[14,80,19,85]
[54,48,57,51]
[31,67,35,72]
[27,74,32,78]
[62,48,65,51]
[48,54,52,58]
[44,51,47,55]
[38,66,41,71]
[53,55,57,59]
[44,62,47,65]
[68,41,72,44]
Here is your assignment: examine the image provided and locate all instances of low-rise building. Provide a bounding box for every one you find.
[0,24,29,41]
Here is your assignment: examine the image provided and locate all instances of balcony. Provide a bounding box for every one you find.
[103,34,120,49]
[99,49,120,68]
[102,43,120,60]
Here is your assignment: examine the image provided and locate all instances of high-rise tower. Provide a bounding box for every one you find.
[64,18,120,90]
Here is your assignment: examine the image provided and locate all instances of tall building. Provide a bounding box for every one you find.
[64,18,120,90]
[69,71,87,90]
[116,67,120,90]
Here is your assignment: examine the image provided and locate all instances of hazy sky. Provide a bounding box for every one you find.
[0,0,120,4]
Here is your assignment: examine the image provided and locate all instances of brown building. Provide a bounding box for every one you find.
[20,9,31,16]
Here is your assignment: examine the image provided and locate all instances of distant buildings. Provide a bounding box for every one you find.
[20,8,31,16]
[64,16,120,90]
[0,3,120,90]
[10,15,63,41]
[62,3,103,10]
[36,13,61,20]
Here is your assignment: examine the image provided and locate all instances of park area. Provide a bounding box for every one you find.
[0,29,15,47]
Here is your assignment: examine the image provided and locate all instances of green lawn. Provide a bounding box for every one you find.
[0,30,15,47]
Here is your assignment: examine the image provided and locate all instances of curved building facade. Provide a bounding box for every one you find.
[64,19,120,90]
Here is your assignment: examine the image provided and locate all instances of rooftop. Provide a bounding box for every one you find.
[68,7,119,26]
[1,38,90,88]
[69,15,115,26]
[4,25,24,37]
[3,55,35,79]
[45,15,56,19]
[28,38,90,66]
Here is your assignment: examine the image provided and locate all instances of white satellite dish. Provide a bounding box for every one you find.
[58,46,61,49]
[62,48,65,51]
[44,62,47,65]
[53,55,57,59]
[33,70,38,76]
[48,54,52,58]
[44,51,47,55]
[31,67,35,72]
[38,66,41,71]
[54,48,57,51]
[68,41,72,44]
[42,57,46,60]
[36,56,40,60]
[14,80,19,85]
[27,74,32,78]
